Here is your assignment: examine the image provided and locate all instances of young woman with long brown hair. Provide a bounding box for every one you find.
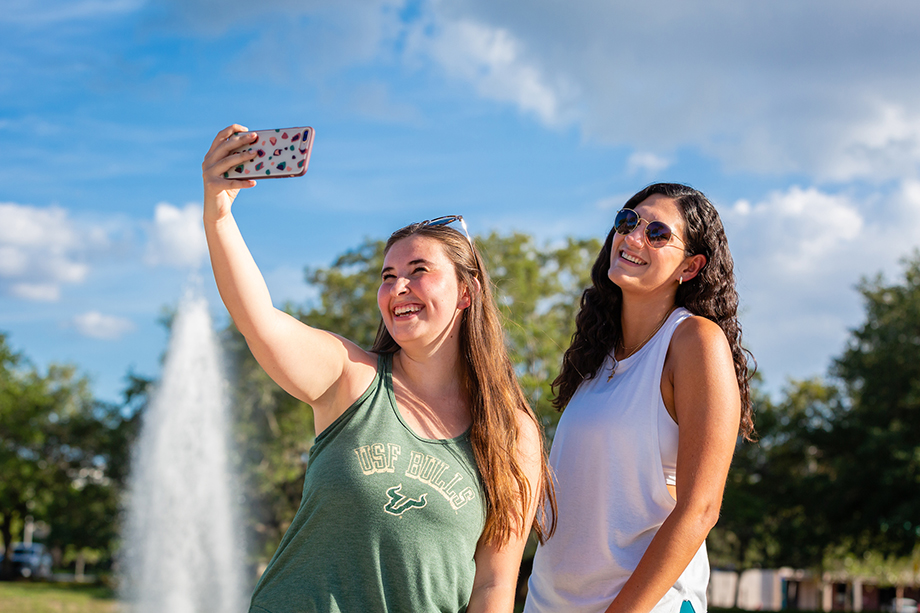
[525,183,754,613]
[202,125,554,613]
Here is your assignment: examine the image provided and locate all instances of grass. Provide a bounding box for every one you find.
[0,581,118,613]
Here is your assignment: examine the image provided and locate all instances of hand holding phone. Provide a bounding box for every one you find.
[224,126,314,179]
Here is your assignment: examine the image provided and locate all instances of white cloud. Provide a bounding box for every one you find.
[722,182,920,390]
[898,179,920,226]
[0,199,211,302]
[72,311,136,340]
[0,203,81,249]
[827,102,920,182]
[728,186,864,277]
[0,246,28,276]
[133,1,920,181]
[417,18,574,126]
[164,0,404,80]
[406,1,920,181]
[11,283,62,302]
[627,152,670,176]
[0,202,102,301]
[144,202,207,269]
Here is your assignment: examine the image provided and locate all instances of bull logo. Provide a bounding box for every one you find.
[384,484,427,516]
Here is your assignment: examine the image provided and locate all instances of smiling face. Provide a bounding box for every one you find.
[376,234,470,352]
[607,194,694,297]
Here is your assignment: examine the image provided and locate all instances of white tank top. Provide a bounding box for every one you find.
[525,307,709,613]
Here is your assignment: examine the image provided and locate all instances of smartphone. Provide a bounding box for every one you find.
[224,126,314,179]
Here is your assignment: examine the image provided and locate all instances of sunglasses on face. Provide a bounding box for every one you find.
[613,208,685,249]
[417,215,474,250]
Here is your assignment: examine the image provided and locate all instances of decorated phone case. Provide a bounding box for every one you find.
[225,126,314,179]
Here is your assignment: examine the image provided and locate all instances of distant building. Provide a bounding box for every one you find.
[709,568,920,611]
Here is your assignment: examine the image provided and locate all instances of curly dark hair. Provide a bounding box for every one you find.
[551,183,756,440]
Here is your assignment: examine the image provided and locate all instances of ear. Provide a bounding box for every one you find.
[458,277,481,310]
[679,254,707,283]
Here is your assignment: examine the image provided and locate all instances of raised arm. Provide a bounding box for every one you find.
[201,125,375,428]
[604,316,741,613]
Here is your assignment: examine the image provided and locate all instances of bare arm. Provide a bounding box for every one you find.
[202,125,375,427]
[604,316,741,613]
[467,414,544,613]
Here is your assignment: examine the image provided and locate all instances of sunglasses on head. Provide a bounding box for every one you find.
[417,215,474,250]
[613,208,684,249]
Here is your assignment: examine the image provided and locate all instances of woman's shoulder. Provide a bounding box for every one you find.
[669,314,731,363]
[663,314,739,414]
[673,312,726,340]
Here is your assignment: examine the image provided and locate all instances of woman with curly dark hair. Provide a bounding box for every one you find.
[525,183,755,613]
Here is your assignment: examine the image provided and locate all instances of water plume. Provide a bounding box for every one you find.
[121,288,246,613]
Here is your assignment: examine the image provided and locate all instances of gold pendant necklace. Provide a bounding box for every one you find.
[607,306,676,381]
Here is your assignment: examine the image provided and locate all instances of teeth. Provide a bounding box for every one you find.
[621,251,645,265]
[394,305,421,316]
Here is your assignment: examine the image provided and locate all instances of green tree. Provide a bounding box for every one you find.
[223,323,315,562]
[301,239,388,349]
[478,233,600,427]
[43,391,141,574]
[713,251,920,580]
[827,251,920,555]
[712,378,842,572]
[0,335,137,579]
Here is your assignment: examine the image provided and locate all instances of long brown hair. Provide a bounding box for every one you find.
[372,221,557,545]
[553,183,756,440]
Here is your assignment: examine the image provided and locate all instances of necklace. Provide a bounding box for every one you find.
[607,306,676,381]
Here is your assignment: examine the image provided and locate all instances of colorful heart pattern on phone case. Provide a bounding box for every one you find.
[224,127,313,179]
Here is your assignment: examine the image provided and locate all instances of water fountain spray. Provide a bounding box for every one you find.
[121,288,247,613]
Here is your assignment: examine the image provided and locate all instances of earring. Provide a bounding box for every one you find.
[678,276,683,286]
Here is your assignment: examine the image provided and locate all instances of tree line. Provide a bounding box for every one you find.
[1,232,918,584]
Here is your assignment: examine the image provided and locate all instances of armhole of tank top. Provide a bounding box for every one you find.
[659,309,691,501]
[312,353,386,444]
[658,309,695,425]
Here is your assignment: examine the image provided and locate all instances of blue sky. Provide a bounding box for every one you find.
[2,0,920,404]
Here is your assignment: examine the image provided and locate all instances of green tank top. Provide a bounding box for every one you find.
[249,353,486,613]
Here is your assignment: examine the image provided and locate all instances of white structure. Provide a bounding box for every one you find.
[708,569,739,608]
[710,568,821,611]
